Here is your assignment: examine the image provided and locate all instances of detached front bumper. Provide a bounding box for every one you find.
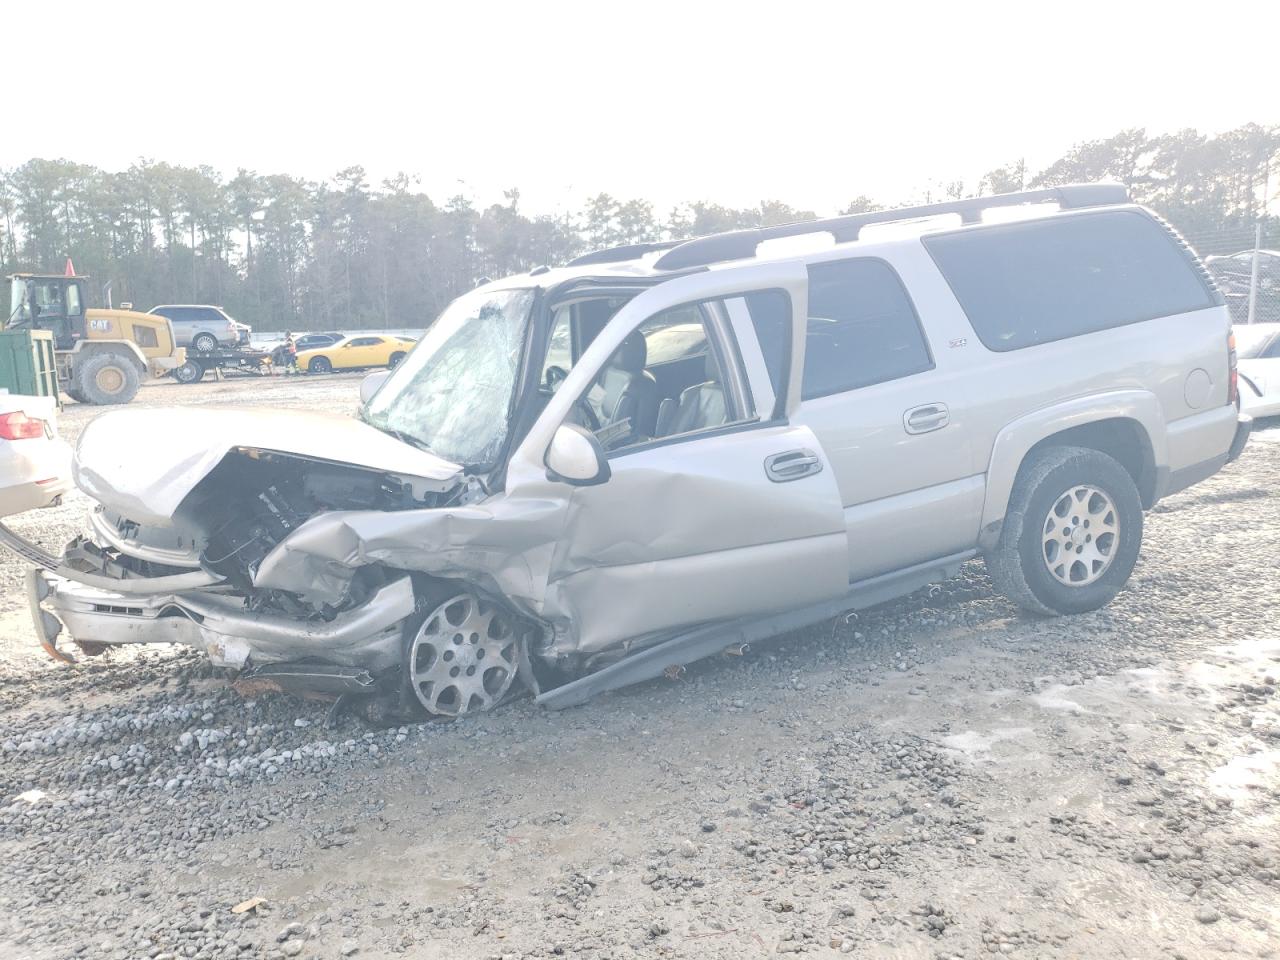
[26,569,415,669]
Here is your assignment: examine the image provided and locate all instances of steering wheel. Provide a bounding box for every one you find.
[543,365,601,431]
[544,365,569,390]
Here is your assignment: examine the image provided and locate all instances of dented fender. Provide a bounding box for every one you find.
[253,496,570,615]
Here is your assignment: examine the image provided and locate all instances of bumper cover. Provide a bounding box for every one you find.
[1227,413,1252,463]
[27,571,415,669]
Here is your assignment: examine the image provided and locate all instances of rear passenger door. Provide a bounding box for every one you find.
[791,253,983,581]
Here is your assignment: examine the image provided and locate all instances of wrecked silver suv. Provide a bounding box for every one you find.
[4,184,1250,717]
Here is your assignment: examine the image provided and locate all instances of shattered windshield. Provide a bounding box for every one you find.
[362,287,535,466]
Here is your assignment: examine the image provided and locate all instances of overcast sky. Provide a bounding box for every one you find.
[16,0,1279,216]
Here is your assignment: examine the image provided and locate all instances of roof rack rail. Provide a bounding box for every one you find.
[652,182,1130,272]
[568,240,683,267]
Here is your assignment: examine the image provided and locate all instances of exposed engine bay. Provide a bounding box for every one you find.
[65,447,468,616]
[12,442,528,720]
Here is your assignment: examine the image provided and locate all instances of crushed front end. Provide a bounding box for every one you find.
[2,404,532,716]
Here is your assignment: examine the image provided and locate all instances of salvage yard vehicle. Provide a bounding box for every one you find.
[294,332,344,352]
[1,184,1252,716]
[1235,322,1280,418]
[6,274,186,404]
[0,393,71,518]
[147,304,252,353]
[298,334,417,373]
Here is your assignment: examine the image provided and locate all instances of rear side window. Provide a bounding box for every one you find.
[925,211,1218,352]
[802,259,933,399]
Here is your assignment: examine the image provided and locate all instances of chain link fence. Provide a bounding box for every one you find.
[1183,223,1280,325]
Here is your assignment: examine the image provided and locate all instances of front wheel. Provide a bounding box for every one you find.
[75,353,141,405]
[308,356,332,374]
[984,446,1143,616]
[403,587,521,717]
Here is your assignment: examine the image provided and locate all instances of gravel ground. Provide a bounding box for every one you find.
[0,376,1277,960]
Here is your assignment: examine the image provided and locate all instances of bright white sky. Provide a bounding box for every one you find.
[16,0,1279,217]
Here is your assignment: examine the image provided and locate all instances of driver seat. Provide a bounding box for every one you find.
[590,331,658,440]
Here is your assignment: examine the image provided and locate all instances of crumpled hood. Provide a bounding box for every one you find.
[74,406,464,525]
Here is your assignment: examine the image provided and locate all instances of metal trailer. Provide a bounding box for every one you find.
[171,347,273,384]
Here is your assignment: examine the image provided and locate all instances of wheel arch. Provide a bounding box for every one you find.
[978,391,1166,550]
[70,340,147,373]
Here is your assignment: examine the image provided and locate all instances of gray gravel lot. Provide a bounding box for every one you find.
[1,376,1277,960]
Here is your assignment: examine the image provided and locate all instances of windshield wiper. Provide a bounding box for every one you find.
[376,424,432,452]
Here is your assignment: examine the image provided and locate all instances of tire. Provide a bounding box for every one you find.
[172,360,204,384]
[75,353,141,406]
[388,351,407,369]
[309,356,332,374]
[192,332,218,354]
[984,446,1143,616]
[64,386,85,403]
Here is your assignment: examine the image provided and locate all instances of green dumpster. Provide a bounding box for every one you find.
[0,329,60,402]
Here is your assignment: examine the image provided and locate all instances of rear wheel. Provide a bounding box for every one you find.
[192,332,218,354]
[172,360,204,384]
[985,446,1143,616]
[309,356,332,374]
[388,351,407,369]
[75,353,141,405]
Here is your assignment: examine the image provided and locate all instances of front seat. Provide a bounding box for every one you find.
[590,331,658,440]
[656,352,727,437]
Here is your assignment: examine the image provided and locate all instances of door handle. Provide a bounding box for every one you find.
[765,449,823,482]
[904,403,950,435]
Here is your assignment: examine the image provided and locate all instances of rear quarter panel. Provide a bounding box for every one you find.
[935,282,1232,531]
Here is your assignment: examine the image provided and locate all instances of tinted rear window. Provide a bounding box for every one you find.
[802,258,933,398]
[924,211,1217,352]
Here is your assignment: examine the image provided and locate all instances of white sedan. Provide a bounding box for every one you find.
[1236,323,1280,419]
[0,394,73,517]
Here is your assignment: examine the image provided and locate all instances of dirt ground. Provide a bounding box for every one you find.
[0,374,1277,960]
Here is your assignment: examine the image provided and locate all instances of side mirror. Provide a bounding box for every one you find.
[545,423,610,486]
[359,370,390,405]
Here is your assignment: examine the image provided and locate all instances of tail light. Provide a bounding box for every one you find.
[0,411,47,440]
[1228,330,1238,406]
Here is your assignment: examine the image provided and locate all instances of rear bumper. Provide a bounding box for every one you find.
[1159,413,1252,499]
[1227,413,1252,463]
[26,571,415,669]
[0,436,73,517]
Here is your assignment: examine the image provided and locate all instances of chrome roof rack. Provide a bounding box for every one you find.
[651,183,1130,271]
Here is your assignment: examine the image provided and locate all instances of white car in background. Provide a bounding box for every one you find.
[0,394,72,516]
[1235,323,1280,418]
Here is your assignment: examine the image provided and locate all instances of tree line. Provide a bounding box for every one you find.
[1,123,1276,333]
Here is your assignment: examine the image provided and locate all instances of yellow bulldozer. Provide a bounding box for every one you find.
[5,273,185,404]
